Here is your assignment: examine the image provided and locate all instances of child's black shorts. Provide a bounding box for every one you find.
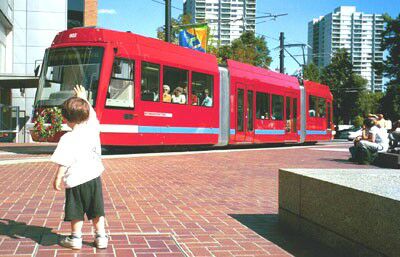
[64,176,105,221]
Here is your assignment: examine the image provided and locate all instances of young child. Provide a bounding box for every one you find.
[51,85,108,250]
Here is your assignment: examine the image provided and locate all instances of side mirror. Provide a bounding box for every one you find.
[34,65,40,77]
[113,63,121,74]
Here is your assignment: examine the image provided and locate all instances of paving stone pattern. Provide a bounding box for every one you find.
[0,144,370,256]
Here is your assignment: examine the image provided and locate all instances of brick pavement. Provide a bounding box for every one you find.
[0,143,371,256]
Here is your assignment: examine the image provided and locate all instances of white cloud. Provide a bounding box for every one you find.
[98,9,117,15]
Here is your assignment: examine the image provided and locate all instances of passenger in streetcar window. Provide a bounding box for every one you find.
[201,89,212,107]
[163,85,171,102]
[191,93,199,105]
[152,88,159,101]
[171,87,186,104]
[182,85,188,103]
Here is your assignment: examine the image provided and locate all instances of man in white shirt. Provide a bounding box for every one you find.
[358,120,389,153]
[51,85,108,250]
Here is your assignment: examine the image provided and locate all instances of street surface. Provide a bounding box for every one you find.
[0,141,372,257]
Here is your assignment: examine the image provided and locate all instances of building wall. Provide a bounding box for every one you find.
[184,0,256,47]
[84,0,97,26]
[308,6,384,91]
[10,0,97,124]
[0,0,97,141]
[0,0,13,74]
[11,0,68,119]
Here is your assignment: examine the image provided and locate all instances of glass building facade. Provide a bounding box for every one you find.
[68,0,84,28]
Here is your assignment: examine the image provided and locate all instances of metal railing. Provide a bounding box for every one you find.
[0,104,20,143]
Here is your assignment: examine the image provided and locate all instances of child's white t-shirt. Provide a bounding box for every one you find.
[51,104,104,188]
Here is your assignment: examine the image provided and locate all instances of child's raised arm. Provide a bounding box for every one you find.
[74,85,100,130]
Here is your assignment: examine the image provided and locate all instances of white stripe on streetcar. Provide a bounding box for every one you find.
[100,124,139,133]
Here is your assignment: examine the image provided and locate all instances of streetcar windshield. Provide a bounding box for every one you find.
[35,46,104,106]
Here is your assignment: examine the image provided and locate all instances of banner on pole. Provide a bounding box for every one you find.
[178,24,208,53]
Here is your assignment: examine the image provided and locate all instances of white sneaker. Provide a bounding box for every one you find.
[60,236,82,250]
[94,234,109,249]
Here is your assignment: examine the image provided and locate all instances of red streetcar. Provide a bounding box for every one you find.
[29,27,333,147]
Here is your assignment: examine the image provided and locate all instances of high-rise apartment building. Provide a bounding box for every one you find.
[183,0,256,46]
[308,6,384,91]
[0,0,97,142]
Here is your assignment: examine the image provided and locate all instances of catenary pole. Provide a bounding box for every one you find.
[279,32,284,74]
[165,0,171,42]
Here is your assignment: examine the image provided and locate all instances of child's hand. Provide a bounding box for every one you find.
[74,85,87,99]
[53,177,62,191]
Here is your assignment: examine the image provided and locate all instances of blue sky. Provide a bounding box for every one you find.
[98,0,399,74]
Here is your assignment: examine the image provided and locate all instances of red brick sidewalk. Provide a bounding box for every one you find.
[0,143,370,256]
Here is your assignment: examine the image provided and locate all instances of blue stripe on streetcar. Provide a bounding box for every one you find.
[254,129,286,135]
[137,127,327,135]
[138,126,219,134]
[305,130,327,135]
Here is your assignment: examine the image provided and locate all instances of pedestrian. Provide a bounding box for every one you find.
[349,118,389,164]
[51,85,108,250]
[376,114,386,129]
[389,120,400,149]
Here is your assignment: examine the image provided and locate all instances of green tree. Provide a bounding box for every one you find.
[375,14,400,85]
[303,62,320,82]
[216,31,272,68]
[321,49,367,124]
[356,91,383,117]
[380,85,400,121]
[375,14,400,120]
[156,14,192,44]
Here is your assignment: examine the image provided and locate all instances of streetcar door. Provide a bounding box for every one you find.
[285,96,298,141]
[235,83,254,143]
[245,85,255,142]
[235,83,245,141]
[101,57,136,140]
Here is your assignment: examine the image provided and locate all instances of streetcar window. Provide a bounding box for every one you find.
[141,62,160,102]
[237,89,244,132]
[309,95,317,117]
[192,72,213,107]
[293,98,298,132]
[271,94,283,120]
[318,98,326,118]
[163,66,188,104]
[256,92,270,119]
[327,102,332,128]
[309,95,326,118]
[286,97,291,121]
[106,58,135,108]
[36,47,103,107]
[247,90,254,131]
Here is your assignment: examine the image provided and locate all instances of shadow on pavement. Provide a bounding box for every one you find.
[0,145,56,155]
[229,214,341,257]
[0,218,59,246]
[319,158,352,164]
[0,218,92,247]
[101,142,322,155]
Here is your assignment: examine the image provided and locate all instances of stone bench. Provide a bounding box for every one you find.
[374,152,400,169]
[279,168,400,257]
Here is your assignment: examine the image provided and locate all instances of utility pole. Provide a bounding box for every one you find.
[165,0,171,42]
[279,32,284,74]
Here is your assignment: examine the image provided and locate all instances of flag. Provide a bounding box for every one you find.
[178,24,208,53]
